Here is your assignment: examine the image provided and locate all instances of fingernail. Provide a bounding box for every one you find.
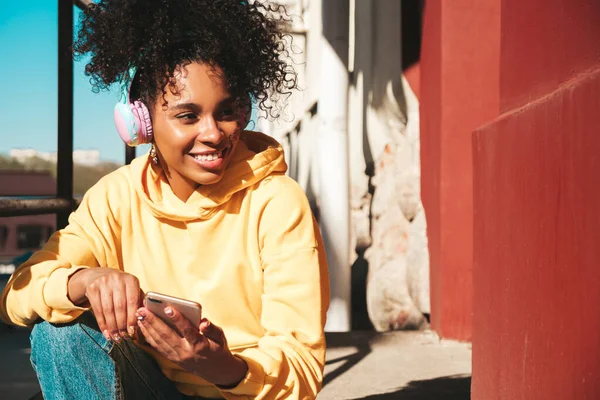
[103,330,111,341]
[113,334,121,342]
[128,326,135,336]
[164,307,173,317]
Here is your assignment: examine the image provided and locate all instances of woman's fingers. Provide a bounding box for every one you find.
[199,318,226,346]
[164,306,200,344]
[112,280,129,338]
[136,308,180,359]
[101,286,120,341]
[137,319,159,348]
[85,283,109,340]
[80,269,142,341]
[124,277,141,336]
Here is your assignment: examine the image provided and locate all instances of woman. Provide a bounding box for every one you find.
[0,1,329,399]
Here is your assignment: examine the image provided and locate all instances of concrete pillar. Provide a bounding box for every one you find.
[319,0,351,332]
[420,0,500,340]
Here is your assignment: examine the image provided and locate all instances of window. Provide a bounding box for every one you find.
[17,225,53,250]
[0,225,7,249]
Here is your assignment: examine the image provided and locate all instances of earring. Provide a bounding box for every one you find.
[149,144,159,165]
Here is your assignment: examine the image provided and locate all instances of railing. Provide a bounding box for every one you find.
[0,198,73,218]
[0,1,134,227]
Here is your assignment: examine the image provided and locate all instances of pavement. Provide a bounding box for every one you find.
[320,331,471,400]
[0,323,471,400]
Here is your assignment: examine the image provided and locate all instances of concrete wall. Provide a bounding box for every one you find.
[472,0,600,398]
[262,0,430,331]
[350,1,429,331]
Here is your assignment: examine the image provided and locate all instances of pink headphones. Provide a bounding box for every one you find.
[114,67,153,146]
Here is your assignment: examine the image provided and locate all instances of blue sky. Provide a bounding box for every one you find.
[0,1,134,163]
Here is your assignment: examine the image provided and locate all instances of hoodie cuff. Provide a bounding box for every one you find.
[43,266,91,311]
[218,354,265,398]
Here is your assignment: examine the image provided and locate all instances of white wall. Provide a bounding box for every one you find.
[260,0,430,331]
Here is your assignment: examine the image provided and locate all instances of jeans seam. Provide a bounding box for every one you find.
[77,322,120,399]
[79,323,114,353]
[114,362,123,400]
[111,342,167,400]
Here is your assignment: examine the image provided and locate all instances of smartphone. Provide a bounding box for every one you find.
[144,292,202,335]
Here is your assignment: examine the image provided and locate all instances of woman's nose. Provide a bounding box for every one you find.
[196,115,223,143]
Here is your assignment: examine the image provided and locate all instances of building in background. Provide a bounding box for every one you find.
[0,170,56,270]
[10,148,101,166]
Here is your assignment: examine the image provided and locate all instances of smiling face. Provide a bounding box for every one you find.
[151,62,246,201]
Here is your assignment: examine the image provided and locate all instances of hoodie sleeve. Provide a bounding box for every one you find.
[0,175,124,327]
[219,176,330,400]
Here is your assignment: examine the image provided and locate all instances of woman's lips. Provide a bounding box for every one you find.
[188,147,228,170]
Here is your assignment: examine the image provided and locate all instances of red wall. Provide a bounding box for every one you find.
[500,0,600,112]
[420,0,500,340]
[472,0,600,398]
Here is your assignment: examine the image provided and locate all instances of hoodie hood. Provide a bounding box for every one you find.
[130,131,287,221]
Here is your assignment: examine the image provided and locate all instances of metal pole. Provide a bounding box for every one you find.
[0,198,72,217]
[57,1,74,229]
[320,0,351,332]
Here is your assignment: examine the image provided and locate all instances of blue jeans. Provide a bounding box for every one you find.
[30,312,208,400]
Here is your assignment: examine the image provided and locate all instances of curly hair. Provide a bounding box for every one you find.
[73,0,297,119]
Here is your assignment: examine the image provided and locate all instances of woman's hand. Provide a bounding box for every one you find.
[68,268,142,341]
[135,306,248,387]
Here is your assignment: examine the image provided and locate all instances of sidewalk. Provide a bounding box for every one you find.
[0,326,471,399]
[320,330,471,399]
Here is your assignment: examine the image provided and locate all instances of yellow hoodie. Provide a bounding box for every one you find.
[0,131,329,399]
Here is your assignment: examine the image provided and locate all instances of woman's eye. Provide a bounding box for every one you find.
[176,113,197,122]
[218,108,236,120]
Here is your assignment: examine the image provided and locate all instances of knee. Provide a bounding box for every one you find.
[30,313,111,363]
[29,314,119,397]
[30,320,76,356]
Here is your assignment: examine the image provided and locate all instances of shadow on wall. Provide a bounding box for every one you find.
[351,249,374,330]
[351,375,471,400]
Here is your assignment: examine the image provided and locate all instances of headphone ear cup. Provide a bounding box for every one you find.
[114,103,142,146]
[131,100,153,143]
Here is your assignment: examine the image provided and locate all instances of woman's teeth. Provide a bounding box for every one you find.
[193,150,222,162]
